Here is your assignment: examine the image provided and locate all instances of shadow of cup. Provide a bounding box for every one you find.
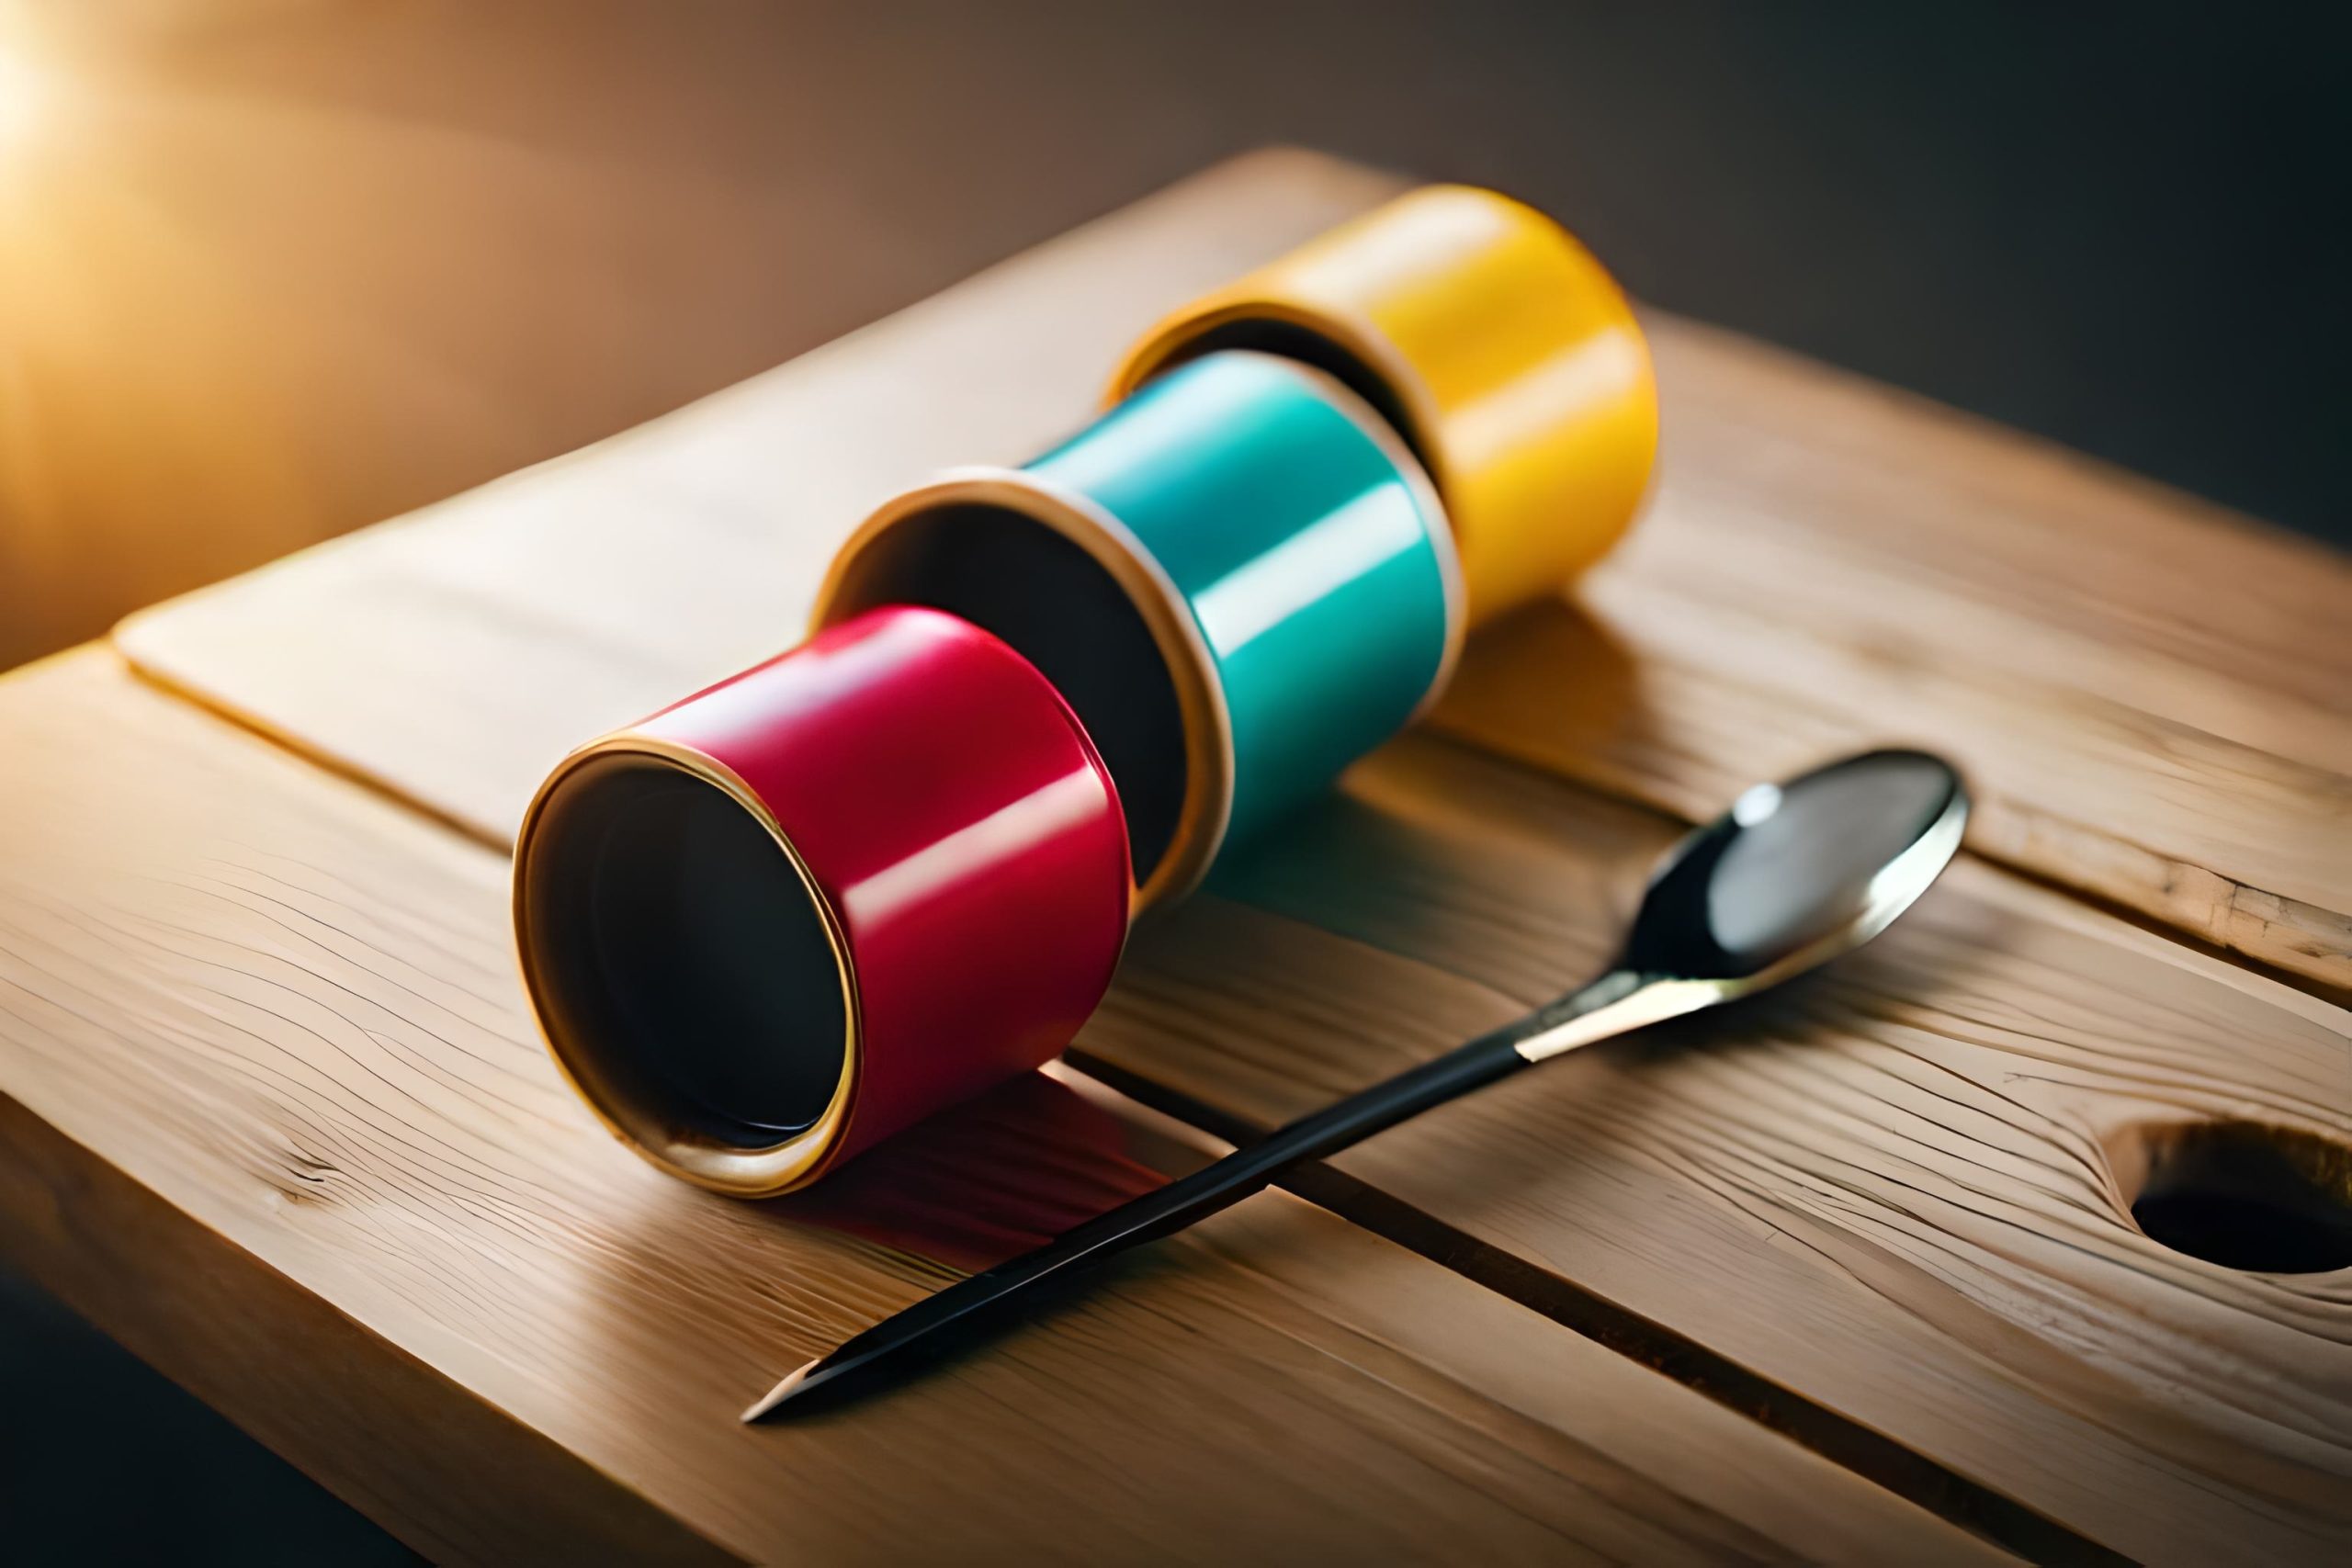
[1427,596,1649,785]
[766,1069,1202,1274]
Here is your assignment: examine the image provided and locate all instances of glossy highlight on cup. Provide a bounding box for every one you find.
[812,349,1463,911]
[513,606,1132,1197]
[1109,184,1658,626]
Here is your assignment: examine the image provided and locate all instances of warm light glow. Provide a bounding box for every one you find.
[0,44,44,153]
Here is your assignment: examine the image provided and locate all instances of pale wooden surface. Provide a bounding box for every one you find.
[0,649,2011,1566]
[1436,318,2352,989]
[4,150,2342,1562]
[114,151,2352,988]
[1105,736,2351,1565]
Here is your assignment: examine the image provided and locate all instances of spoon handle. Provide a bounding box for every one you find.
[746,968,1649,1420]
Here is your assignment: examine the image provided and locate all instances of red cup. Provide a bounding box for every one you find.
[514,606,1132,1196]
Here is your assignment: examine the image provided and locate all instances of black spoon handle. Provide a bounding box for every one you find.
[752,969,1643,1416]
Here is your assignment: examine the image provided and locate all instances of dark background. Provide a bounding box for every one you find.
[2,3,2343,1558]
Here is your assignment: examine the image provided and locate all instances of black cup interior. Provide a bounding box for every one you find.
[521,753,848,1149]
[827,502,1187,885]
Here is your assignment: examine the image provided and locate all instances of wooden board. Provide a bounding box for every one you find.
[1437,319,2352,990]
[1103,735,2352,1565]
[106,151,1401,851]
[113,150,2352,987]
[66,150,2352,1560]
[0,649,2008,1567]
[55,143,2352,1561]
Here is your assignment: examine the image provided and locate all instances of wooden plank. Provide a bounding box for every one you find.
[1434,316,2352,990]
[1100,734,2352,1565]
[112,152,2352,986]
[69,650,2349,1549]
[91,150,2352,1558]
[0,649,2011,1567]
[107,151,1401,851]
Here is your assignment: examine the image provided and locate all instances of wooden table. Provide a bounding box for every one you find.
[4,151,2346,1564]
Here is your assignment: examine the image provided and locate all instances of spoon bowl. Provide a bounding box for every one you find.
[1624,749,1969,989]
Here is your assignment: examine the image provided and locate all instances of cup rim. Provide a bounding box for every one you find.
[1104,185,1656,624]
[513,735,865,1197]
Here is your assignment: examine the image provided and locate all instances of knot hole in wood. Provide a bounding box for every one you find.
[2109,1119,2352,1274]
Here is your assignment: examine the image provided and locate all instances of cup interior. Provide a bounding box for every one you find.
[821,501,1190,888]
[518,750,850,1156]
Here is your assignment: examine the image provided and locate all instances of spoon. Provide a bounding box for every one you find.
[745,748,1969,1421]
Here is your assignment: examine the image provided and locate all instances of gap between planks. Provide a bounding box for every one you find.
[1064,1050,2129,1568]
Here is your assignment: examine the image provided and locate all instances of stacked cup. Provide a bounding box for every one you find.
[514,185,1658,1196]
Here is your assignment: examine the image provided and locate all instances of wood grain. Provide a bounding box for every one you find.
[109,151,1401,851]
[1433,316,2352,989]
[0,649,2009,1567]
[93,149,2352,1559]
[1092,733,2352,1565]
[112,150,2352,985]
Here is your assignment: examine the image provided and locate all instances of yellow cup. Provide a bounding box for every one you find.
[1110,185,1657,626]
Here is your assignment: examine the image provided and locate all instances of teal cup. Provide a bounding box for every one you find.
[811,350,1463,912]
